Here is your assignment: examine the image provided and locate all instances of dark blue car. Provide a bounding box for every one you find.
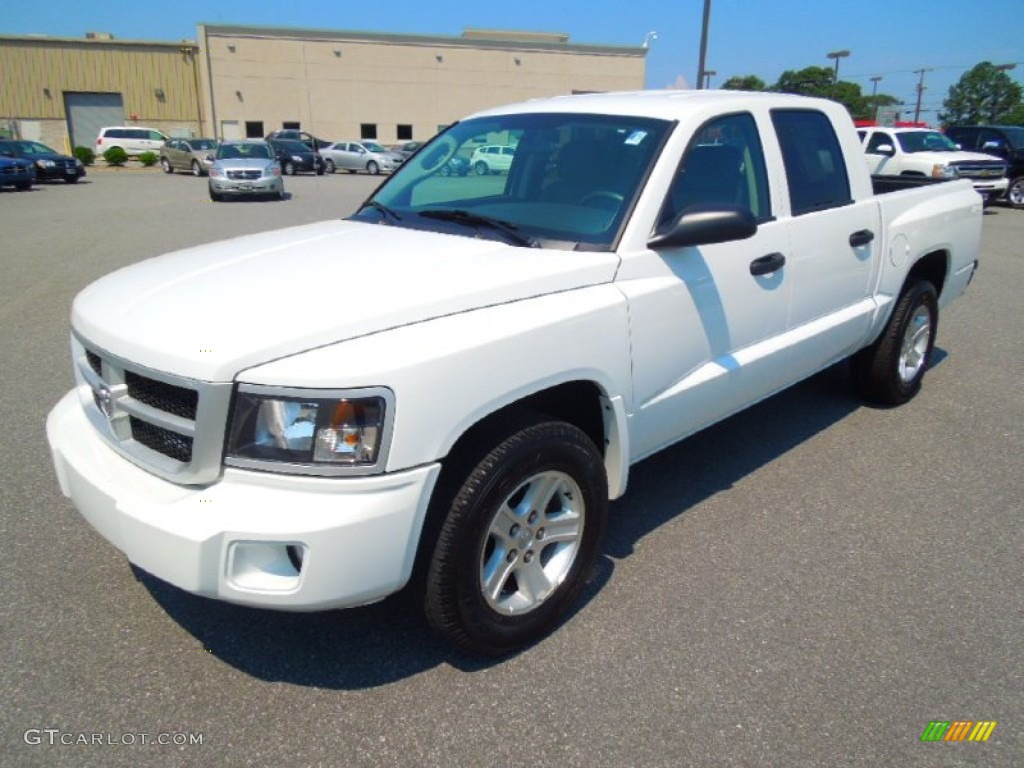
[0,139,86,183]
[0,155,34,190]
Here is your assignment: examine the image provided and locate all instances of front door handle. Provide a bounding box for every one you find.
[849,229,875,247]
[750,252,786,276]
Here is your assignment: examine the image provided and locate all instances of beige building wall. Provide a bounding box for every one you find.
[0,35,202,149]
[199,25,646,143]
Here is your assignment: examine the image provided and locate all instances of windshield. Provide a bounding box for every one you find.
[217,143,272,160]
[363,142,387,153]
[191,139,217,150]
[998,128,1024,150]
[276,140,310,153]
[897,131,959,153]
[352,112,671,250]
[16,141,59,155]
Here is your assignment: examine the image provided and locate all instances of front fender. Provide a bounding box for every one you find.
[239,285,633,477]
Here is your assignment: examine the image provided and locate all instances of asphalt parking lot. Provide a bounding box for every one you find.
[1,168,1021,767]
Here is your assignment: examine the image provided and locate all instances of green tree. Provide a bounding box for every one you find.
[773,66,835,98]
[721,74,766,91]
[1000,103,1024,126]
[940,62,1023,125]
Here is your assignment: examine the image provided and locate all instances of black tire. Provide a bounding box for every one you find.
[209,188,222,202]
[474,161,489,176]
[423,417,608,656]
[324,159,335,174]
[852,280,938,405]
[1007,176,1024,209]
[191,160,203,177]
[161,157,173,174]
[64,176,79,184]
[284,162,296,176]
[15,182,32,190]
[366,160,379,175]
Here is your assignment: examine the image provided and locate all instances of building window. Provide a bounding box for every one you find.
[283,121,300,130]
[397,124,413,141]
[245,121,264,138]
[360,123,378,140]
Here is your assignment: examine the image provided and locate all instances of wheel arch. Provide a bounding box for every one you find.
[906,249,949,298]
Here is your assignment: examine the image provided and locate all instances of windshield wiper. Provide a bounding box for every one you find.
[418,209,539,248]
[361,200,402,222]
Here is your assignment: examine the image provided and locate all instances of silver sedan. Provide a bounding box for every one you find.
[320,141,404,175]
[207,141,284,201]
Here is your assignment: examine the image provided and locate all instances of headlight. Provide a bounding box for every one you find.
[36,159,56,168]
[266,165,281,177]
[932,164,958,178]
[291,155,303,162]
[226,385,393,475]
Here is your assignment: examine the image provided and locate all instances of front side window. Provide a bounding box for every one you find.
[354,112,671,250]
[771,109,852,216]
[658,112,772,229]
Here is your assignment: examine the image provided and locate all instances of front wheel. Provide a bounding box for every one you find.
[161,158,173,174]
[191,160,203,177]
[366,160,379,175]
[423,417,608,656]
[474,161,489,176]
[852,280,938,405]
[1007,176,1024,209]
[324,159,335,174]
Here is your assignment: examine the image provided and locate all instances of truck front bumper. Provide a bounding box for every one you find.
[47,391,440,611]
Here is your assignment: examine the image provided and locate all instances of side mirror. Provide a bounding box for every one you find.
[872,144,895,157]
[648,204,757,250]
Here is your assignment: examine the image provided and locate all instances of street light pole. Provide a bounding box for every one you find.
[703,70,717,89]
[696,0,712,90]
[826,49,850,95]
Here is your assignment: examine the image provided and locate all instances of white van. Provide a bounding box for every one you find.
[94,126,168,158]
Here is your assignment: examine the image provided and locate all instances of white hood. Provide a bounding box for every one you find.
[72,220,618,381]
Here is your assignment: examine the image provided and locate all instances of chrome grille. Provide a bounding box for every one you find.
[72,333,233,485]
[227,169,261,180]
[950,160,1007,179]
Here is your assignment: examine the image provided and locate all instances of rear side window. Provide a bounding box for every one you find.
[771,110,852,216]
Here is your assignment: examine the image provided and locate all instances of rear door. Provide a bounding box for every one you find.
[770,109,879,375]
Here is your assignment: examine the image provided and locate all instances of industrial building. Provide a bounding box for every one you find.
[1,24,646,151]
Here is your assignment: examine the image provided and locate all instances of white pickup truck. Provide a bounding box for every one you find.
[858,126,1008,204]
[48,92,982,655]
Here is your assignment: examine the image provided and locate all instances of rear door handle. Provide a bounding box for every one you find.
[849,229,875,247]
[750,252,786,276]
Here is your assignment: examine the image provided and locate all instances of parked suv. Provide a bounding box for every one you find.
[94,126,168,158]
[0,138,86,182]
[470,144,516,175]
[945,125,1024,209]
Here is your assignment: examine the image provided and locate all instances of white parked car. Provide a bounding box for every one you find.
[470,144,516,175]
[320,141,403,174]
[858,127,1008,204]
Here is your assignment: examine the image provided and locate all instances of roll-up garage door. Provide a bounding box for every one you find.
[65,93,124,150]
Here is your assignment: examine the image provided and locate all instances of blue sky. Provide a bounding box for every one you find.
[4,0,1021,123]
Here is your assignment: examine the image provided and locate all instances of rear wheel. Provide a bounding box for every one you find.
[423,417,608,656]
[852,280,938,405]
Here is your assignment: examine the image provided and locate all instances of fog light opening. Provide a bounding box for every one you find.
[286,544,306,572]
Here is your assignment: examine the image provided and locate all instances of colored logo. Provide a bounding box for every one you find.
[921,721,997,742]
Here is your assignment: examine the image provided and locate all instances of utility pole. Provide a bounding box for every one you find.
[913,68,932,124]
[696,0,712,90]
[869,75,883,121]
[703,70,717,89]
